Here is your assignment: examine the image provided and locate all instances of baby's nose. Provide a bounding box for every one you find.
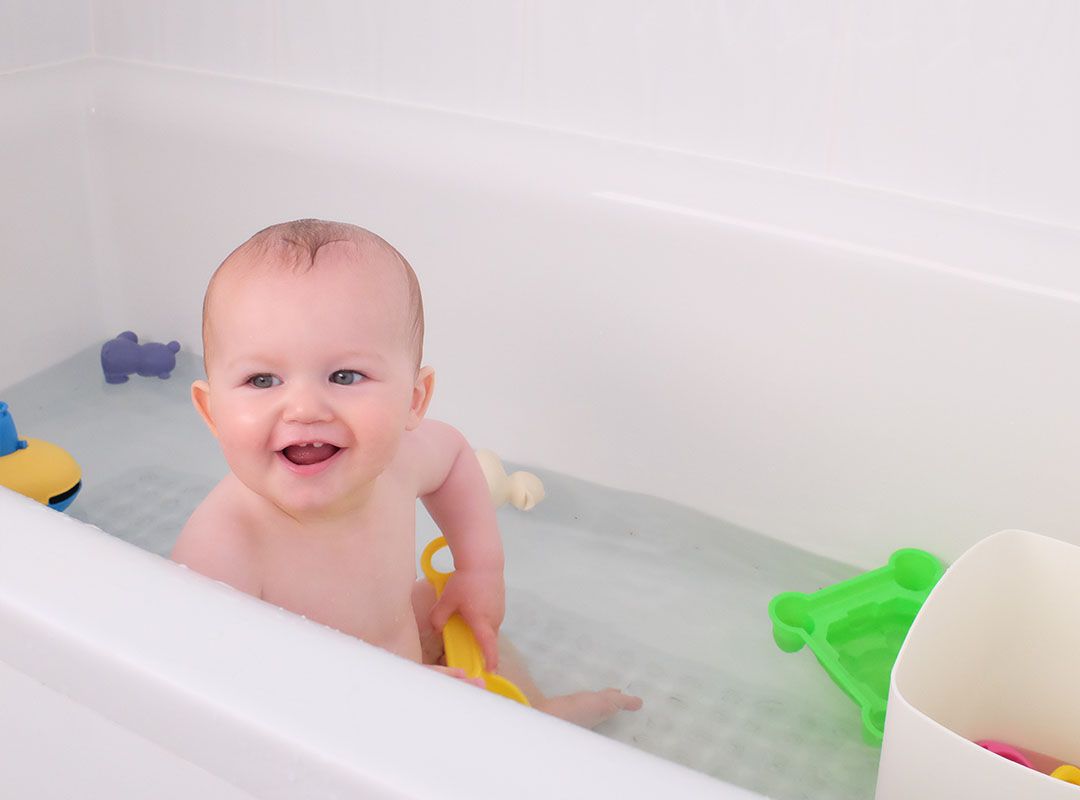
[281,382,334,423]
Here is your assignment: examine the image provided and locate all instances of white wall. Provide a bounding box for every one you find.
[89,0,1080,230]
[0,65,104,388]
[0,0,91,72]
[5,4,1080,566]
[1,0,99,388]
[71,59,1080,568]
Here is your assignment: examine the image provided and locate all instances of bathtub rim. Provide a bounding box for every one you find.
[0,487,753,799]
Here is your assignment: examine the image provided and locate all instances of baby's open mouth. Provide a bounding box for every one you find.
[280,442,341,466]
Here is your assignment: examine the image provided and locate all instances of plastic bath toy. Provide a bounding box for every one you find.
[0,401,27,455]
[420,536,529,706]
[769,548,945,744]
[976,740,1035,769]
[101,331,181,383]
[1051,765,1080,785]
[976,739,1080,783]
[0,401,81,511]
[476,450,545,511]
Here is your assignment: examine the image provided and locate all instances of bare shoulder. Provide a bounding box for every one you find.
[171,475,263,597]
[394,418,469,497]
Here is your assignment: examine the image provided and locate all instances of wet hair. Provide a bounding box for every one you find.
[201,219,425,369]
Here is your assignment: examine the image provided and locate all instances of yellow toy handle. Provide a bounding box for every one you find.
[420,536,530,706]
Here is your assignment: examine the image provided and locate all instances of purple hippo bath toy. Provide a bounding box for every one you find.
[101,331,181,384]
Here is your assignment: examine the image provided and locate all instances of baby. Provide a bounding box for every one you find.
[172,219,642,726]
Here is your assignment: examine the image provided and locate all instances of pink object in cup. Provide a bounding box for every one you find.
[976,740,1036,770]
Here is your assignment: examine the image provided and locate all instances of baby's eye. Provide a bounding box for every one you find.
[330,370,365,386]
[248,374,282,389]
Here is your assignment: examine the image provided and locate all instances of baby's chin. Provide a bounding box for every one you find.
[228,468,355,521]
[266,486,362,521]
[274,474,386,519]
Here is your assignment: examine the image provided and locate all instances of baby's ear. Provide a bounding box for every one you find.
[406,367,435,430]
[191,380,218,437]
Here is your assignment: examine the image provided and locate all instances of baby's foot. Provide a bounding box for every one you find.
[537,688,643,729]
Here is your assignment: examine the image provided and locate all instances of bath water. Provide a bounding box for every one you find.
[3,346,880,799]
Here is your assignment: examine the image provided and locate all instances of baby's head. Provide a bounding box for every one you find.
[194,219,435,518]
[202,219,425,373]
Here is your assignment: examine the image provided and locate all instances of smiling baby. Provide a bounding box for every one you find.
[172,219,642,726]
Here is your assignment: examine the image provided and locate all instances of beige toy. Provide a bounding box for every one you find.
[475,450,545,511]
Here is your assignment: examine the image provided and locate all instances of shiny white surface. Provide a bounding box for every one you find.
[0,64,104,384]
[0,0,90,72]
[88,0,1080,229]
[0,661,257,800]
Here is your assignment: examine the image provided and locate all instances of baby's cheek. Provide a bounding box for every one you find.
[214,406,273,462]
[216,434,263,478]
[357,409,407,464]
[214,393,263,432]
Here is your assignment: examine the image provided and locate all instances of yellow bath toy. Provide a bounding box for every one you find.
[0,402,81,511]
[420,536,529,706]
[1051,765,1080,785]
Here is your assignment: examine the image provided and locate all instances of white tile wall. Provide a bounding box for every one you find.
[91,0,275,77]
[0,0,91,72]
[20,0,1080,229]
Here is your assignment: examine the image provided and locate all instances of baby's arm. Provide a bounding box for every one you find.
[171,483,262,599]
[410,419,505,669]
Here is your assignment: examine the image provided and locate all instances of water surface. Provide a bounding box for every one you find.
[3,346,880,799]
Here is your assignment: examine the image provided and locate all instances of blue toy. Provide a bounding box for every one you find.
[101,331,181,384]
[0,402,28,455]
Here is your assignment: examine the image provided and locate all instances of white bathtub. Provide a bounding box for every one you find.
[4,57,1080,798]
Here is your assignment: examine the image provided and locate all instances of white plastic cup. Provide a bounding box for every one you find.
[877,530,1080,799]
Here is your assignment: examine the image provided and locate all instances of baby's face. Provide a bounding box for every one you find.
[197,241,425,518]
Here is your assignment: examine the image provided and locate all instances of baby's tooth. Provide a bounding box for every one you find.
[313,442,324,448]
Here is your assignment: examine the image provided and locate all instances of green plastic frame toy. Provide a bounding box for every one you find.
[768,548,945,744]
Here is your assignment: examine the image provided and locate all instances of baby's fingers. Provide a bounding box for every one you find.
[428,595,454,632]
[428,595,500,670]
[468,618,499,672]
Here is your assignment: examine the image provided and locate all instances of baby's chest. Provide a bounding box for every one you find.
[259,506,419,640]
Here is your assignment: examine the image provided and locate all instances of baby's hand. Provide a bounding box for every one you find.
[426,665,486,689]
[429,568,505,671]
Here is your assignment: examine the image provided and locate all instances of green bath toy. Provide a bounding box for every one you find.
[768,548,945,745]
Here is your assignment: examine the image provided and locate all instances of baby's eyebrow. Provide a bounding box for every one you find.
[217,352,390,375]
[220,356,279,374]
[336,351,388,367]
